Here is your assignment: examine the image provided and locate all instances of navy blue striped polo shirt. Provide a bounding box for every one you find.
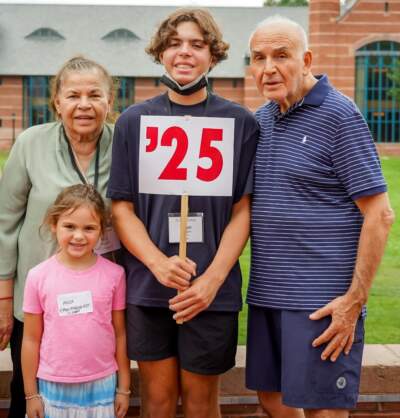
[248,75,387,310]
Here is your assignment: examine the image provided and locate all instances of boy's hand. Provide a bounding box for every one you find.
[115,393,129,418]
[169,272,220,322]
[26,398,44,418]
[152,255,196,291]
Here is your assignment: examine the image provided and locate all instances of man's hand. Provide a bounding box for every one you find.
[309,291,363,362]
[0,299,13,350]
[152,256,196,291]
[169,273,221,322]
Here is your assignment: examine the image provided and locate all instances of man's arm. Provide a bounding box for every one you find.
[112,200,196,291]
[310,192,394,361]
[169,194,251,322]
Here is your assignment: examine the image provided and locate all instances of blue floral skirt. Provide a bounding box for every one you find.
[38,373,116,418]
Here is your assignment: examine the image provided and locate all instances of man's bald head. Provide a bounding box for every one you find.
[249,15,308,55]
[248,14,316,112]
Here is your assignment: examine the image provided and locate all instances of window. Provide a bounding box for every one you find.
[114,77,135,114]
[26,28,65,40]
[102,29,139,42]
[355,41,400,143]
[23,76,54,127]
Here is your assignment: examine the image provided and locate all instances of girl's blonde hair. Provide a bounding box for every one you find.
[43,184,108,235]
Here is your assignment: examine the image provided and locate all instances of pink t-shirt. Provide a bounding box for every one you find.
[23,255,126,383]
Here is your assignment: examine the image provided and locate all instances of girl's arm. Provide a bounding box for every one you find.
[112,309,130,418]
[22,312,44,418]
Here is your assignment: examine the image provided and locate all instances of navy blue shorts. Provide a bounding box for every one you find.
[126,304,238,375]
[245,305,365,409]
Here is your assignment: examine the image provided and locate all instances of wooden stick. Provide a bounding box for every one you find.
[177,193,189,325]
[179,194,189,260]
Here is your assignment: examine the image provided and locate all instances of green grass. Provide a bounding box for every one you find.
[364,156,400,343]
[1,151,399,343]
[239,156,400,345]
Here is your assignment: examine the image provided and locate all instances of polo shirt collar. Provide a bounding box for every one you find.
[303,74,330,106]
[271,74,330,119]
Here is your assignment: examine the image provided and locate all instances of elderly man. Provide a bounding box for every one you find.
[246,16,394,418]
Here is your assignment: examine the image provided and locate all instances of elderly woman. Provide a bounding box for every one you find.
[0,56,115,418]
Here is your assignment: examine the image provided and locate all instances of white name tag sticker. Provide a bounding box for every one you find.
[168,212,204,243]
[57,291,93,317]
[94,226,121,255]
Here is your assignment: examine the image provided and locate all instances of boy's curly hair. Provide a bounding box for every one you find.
[146,8,229,67]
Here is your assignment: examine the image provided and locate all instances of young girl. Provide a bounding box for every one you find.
[21,184,130,418]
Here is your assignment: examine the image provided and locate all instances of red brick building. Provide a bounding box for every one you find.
[0,1,399,150]
[309,0,400,146]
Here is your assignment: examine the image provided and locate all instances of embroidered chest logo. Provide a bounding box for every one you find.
[302,135,307,144]
[336,376,347,389]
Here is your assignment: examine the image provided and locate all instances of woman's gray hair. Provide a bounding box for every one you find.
[249,15,308,53]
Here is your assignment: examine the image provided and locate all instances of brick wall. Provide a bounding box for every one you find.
[2,346,399,418]
[243,66,265,112]
[134,77,167,104]
[0,76,249,149]
[0,76,23,150]
[211,78,244,105]
[309,0,400,99]
[1,403,400,417]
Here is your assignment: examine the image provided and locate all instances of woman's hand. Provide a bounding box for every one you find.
[115,393,129,418]
[26,397,44,418]
[0,298,13,351]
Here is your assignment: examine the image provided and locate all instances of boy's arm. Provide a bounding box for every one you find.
[112,200,196,291]
[22,312,44,418]
[169,194,251,322]
[112,310,130,418]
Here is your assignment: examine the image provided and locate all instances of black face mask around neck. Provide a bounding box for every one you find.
[159,72,208,96]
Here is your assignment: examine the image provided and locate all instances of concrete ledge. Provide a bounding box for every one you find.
[1,345,400,407]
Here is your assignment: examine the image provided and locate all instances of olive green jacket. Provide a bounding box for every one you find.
[0,122,114,321]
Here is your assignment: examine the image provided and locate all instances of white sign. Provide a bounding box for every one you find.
[139,115,234,196]
[57,291,93,317]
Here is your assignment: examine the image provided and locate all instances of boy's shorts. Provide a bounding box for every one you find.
[126,304,238,375]
[246,305,365,410]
